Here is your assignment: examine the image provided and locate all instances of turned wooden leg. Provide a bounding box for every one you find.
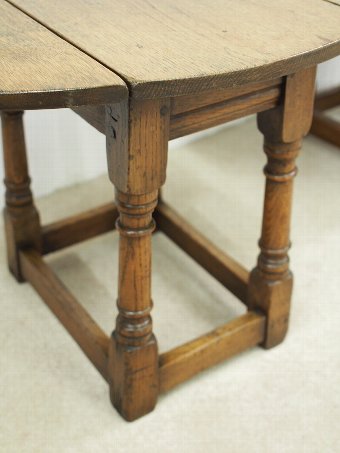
[248,139,299,348]
[109,190,159,420]
[248,67,317,348]
[1,111,41,281]
[106,98,170,420]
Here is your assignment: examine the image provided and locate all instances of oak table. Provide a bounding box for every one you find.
[1,0,340,422]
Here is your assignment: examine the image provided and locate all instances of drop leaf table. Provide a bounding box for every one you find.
[1,0,340,421]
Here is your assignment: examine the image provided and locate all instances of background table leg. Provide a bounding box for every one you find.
[1,111,41,281]
[248,67,317,348]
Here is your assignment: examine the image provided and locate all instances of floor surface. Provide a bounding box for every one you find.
[1,116,340,452]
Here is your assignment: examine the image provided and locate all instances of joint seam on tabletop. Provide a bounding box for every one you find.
[4,0,132,92]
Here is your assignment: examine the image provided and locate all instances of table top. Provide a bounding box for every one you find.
[1,0,340,106]
[0,1,127,109]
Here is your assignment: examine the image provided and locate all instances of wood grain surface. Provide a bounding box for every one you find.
[73,78,282,139]
[0,1,126,109]
[248,68,317,348]
[9,0,340,98]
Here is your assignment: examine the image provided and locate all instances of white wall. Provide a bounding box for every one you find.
[0,56,339,210]
[0,109,107,205]
[0,106,240,210]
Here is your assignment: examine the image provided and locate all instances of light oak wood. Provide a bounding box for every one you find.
[281,69,317,142]
[73,80,282,139]
[2,0,340,423]
[106,98,170,194]
[170,85,281,139]
[171,79,282,116]
[19,249,110,381]
[159,312,266,393]
[0,2,126,110]
[9,0,340,99]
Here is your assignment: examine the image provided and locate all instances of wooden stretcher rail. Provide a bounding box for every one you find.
[170,78,282,115]
[41,201,249,306]
[314,87,340,111]
[19,249,110,381]
[72,81,282,140]
[169,86,281,139]
[310,111,340,148]
[159,311,265,392]
[154,201,249,303]
[72,105,106,134]
[42,202,118,254]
